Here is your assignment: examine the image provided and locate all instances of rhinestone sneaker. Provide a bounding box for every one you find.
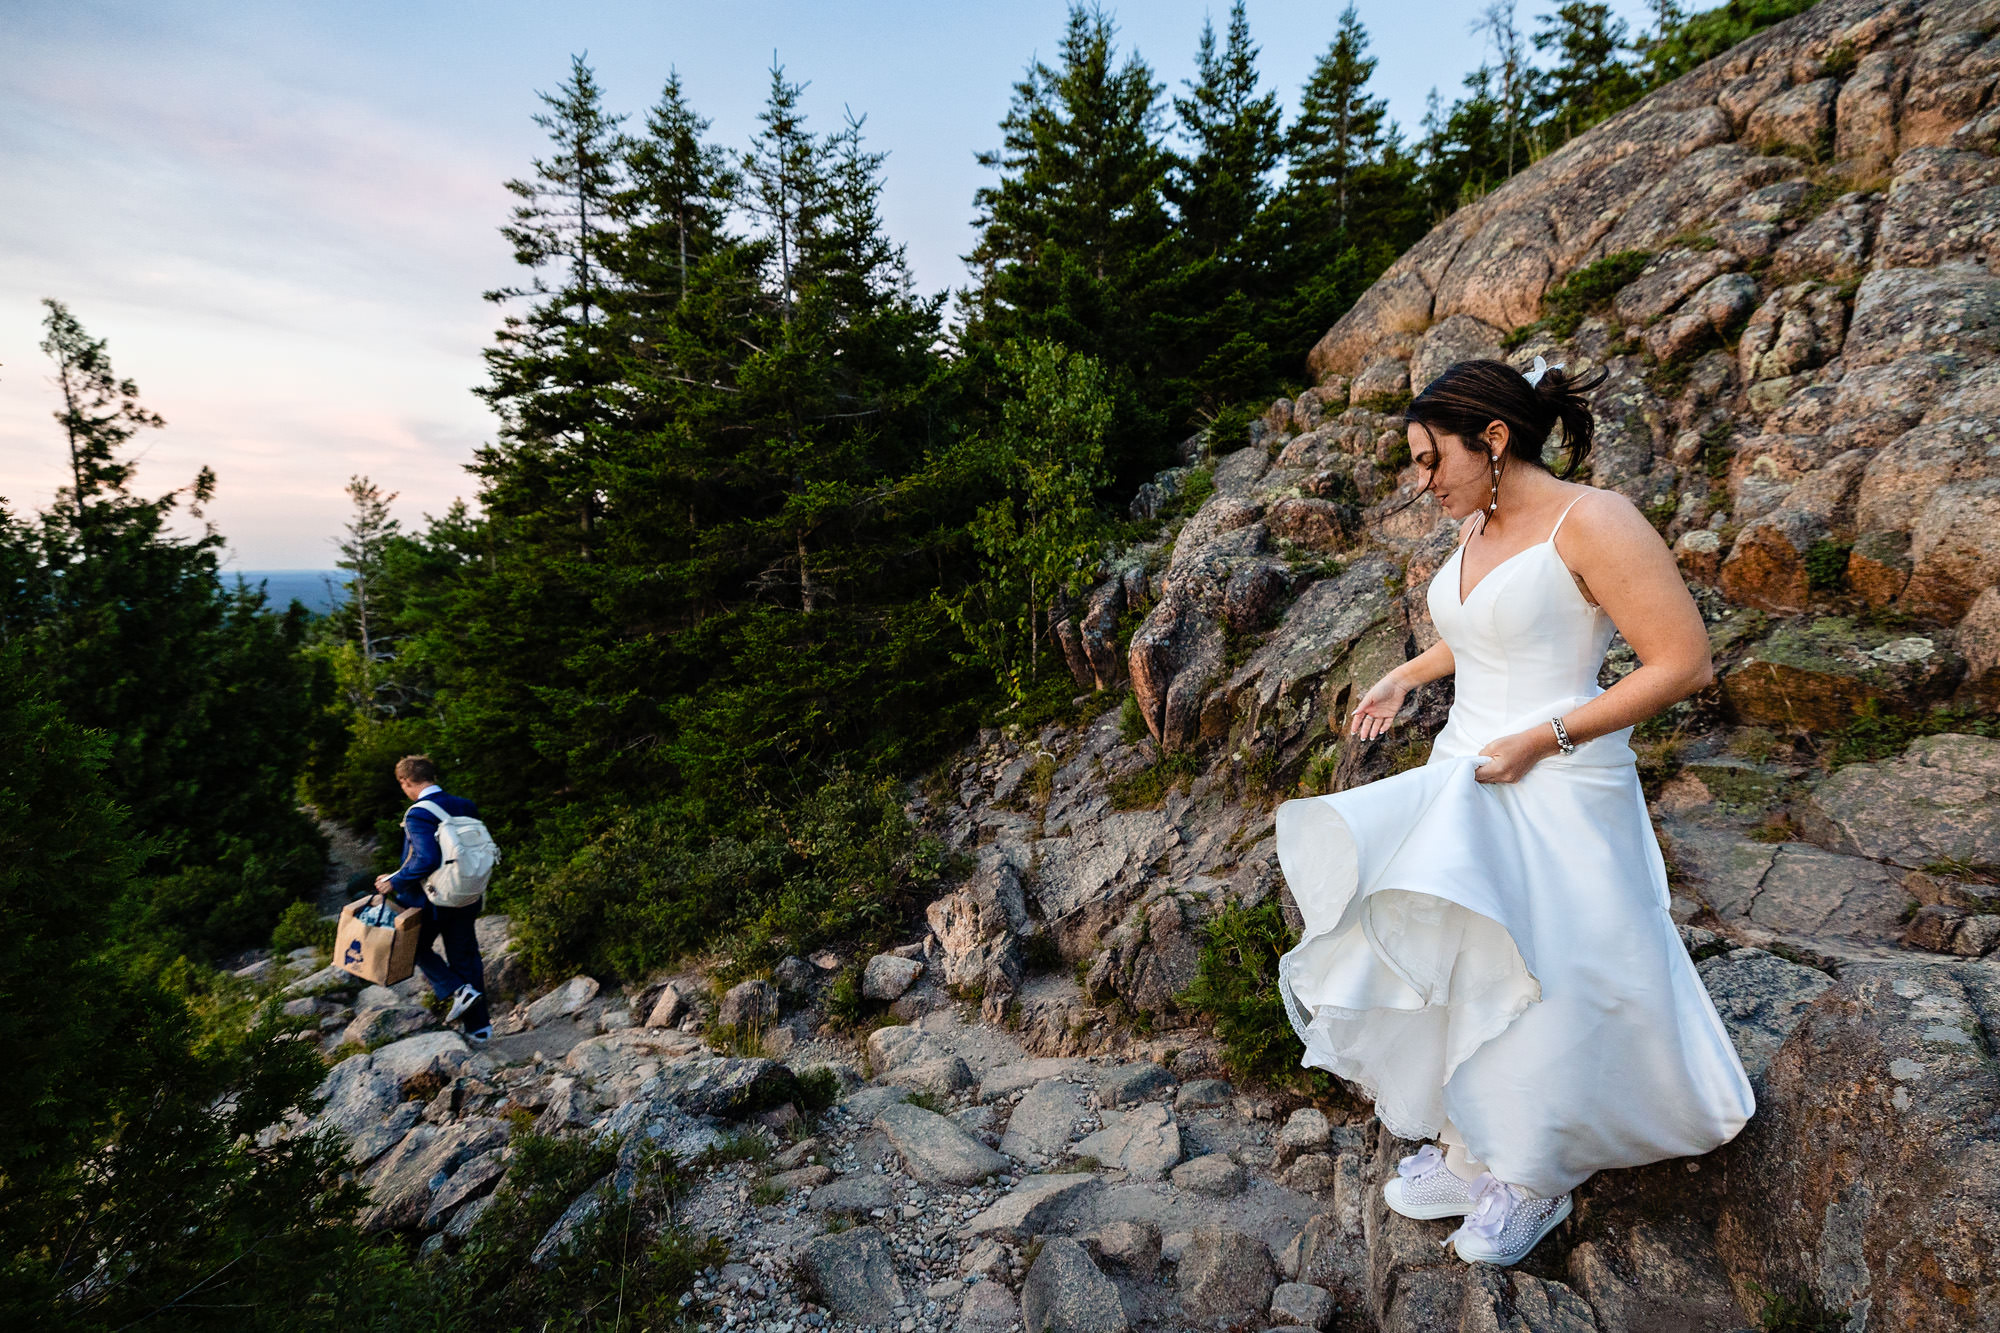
[1447,1172,1573,1266]
[1382,1143,1477,1220]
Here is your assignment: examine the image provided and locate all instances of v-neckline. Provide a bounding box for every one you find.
[1454,537,1548,608]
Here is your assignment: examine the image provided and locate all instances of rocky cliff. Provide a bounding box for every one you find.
[278,4,2000,1331]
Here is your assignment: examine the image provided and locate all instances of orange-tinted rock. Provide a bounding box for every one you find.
[1954,585,2000,707]
[1846,530,1914,606]
[1718,509,1828,613]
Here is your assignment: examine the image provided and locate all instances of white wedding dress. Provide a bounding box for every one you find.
[1274,494,1754,1198]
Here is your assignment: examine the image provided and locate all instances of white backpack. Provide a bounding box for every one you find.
[412,800,500,907]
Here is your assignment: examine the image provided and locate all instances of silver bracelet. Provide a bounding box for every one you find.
[1550,717,1575,755]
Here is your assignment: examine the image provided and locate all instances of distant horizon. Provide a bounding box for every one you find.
[2,0,1657,568]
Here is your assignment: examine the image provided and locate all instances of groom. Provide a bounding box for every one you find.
[374,754,491,1042]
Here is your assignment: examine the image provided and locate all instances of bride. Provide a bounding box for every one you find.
[1273,356,1754,1267]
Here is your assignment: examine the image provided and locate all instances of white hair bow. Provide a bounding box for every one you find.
[1523,355,1565,388]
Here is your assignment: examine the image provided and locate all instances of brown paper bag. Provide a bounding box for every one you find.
[333,896,423,986]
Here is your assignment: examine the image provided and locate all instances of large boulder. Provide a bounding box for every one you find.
[1719,617,1962,731]
[1177,1226,1277,1324]
[312,1054,403,1140]
[794,1225,906,1325]
[358,1117,509,1232]
[1717,961,2000,1332]
[959,1173,1102,1241]
[643,1055,798,1119]
[1021,1237,1128,1333]
[926,845,1030,1020]
[873,1103,1009,1185]
[1001,1078,1089,1161]
[1800,734,2000,869]
[369,1031,472,1095]
[522,975,600,1027]
[1070,1102,1181,1180]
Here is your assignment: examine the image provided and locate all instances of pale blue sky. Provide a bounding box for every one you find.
[0,0,1655,567]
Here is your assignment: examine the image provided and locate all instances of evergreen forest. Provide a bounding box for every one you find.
[1,2,1818,1327]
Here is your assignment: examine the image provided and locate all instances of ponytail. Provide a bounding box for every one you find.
[1403,358,1607,481]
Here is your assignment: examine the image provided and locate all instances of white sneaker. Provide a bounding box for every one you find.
[1447,1172,1573,1266]
[445,985,482,1024]
[1382,1143,1477,1220]
[464,1025,491,1047]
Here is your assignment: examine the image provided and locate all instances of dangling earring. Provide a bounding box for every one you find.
[1487,452,1502,517]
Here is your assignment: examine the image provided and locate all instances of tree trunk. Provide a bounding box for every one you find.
[798,530,817,613]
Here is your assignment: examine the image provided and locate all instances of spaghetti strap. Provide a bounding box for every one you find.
[1546,493,1588,544]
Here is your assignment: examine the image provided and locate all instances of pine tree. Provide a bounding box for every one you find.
[1416,65,1510,216]
[1532,3,1644,147]
[7,301,330,954]
[1168,1,1281,259]
[743,60,826,329]
[1288,6,1388,229]
[478,54,628,555]
[334,474,399,695]
[615,70,737,309]
[1250,6,1423,394]
[1471,0,1530,178]
[966,4,1171,481]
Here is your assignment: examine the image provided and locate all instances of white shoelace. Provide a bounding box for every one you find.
[1444,1171,1524,1249]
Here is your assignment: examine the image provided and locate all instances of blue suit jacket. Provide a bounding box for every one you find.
[387,789,481,905]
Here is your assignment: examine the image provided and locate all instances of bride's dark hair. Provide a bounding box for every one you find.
[1404,358,1607,481]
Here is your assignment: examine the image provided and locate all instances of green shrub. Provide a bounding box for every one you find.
[515,768,947,988]
[795,1065,841,1115]
[1118,693,1149,743]
[1109,751,1199,809]
[429,1132,725,1330]
[270,900,333,956]
[1509,250,1654,343]
[822,963,869,1030]
[1175,898,1339,1097]
[1825,701,2000,768]
[1802,540,1852,591]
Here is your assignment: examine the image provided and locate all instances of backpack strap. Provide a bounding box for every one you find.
[411,800,451,823]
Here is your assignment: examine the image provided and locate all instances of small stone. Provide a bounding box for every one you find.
[1177,1226,1276,1323]
[960,1237,1013,1280]
[1283,1153,1338,1193]
[956,1279,1022,1333]
[1094,1062,1174,1107]
[1274,1107,1331,1167]
[1269,1281,1337,1329]
[717,979,779,1031]
[773,955,816,994]
[768,1164,835,1193]
[1173,1078,1232,1110]
[645,983,688,1029]
[795,1225,906,1325]
[863,953,925,1001]
[1085,1219,1160,1279]
[807,1172,894,1214]
[1170,1153,1246,1196]
[523,976,601,1028]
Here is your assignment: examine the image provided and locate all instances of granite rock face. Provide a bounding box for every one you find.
[1718,961,2000,1333]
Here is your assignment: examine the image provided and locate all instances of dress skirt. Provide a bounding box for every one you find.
[1274,749,1755,1198]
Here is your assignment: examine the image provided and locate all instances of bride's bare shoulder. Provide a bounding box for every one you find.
[1558,485,1664,551]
